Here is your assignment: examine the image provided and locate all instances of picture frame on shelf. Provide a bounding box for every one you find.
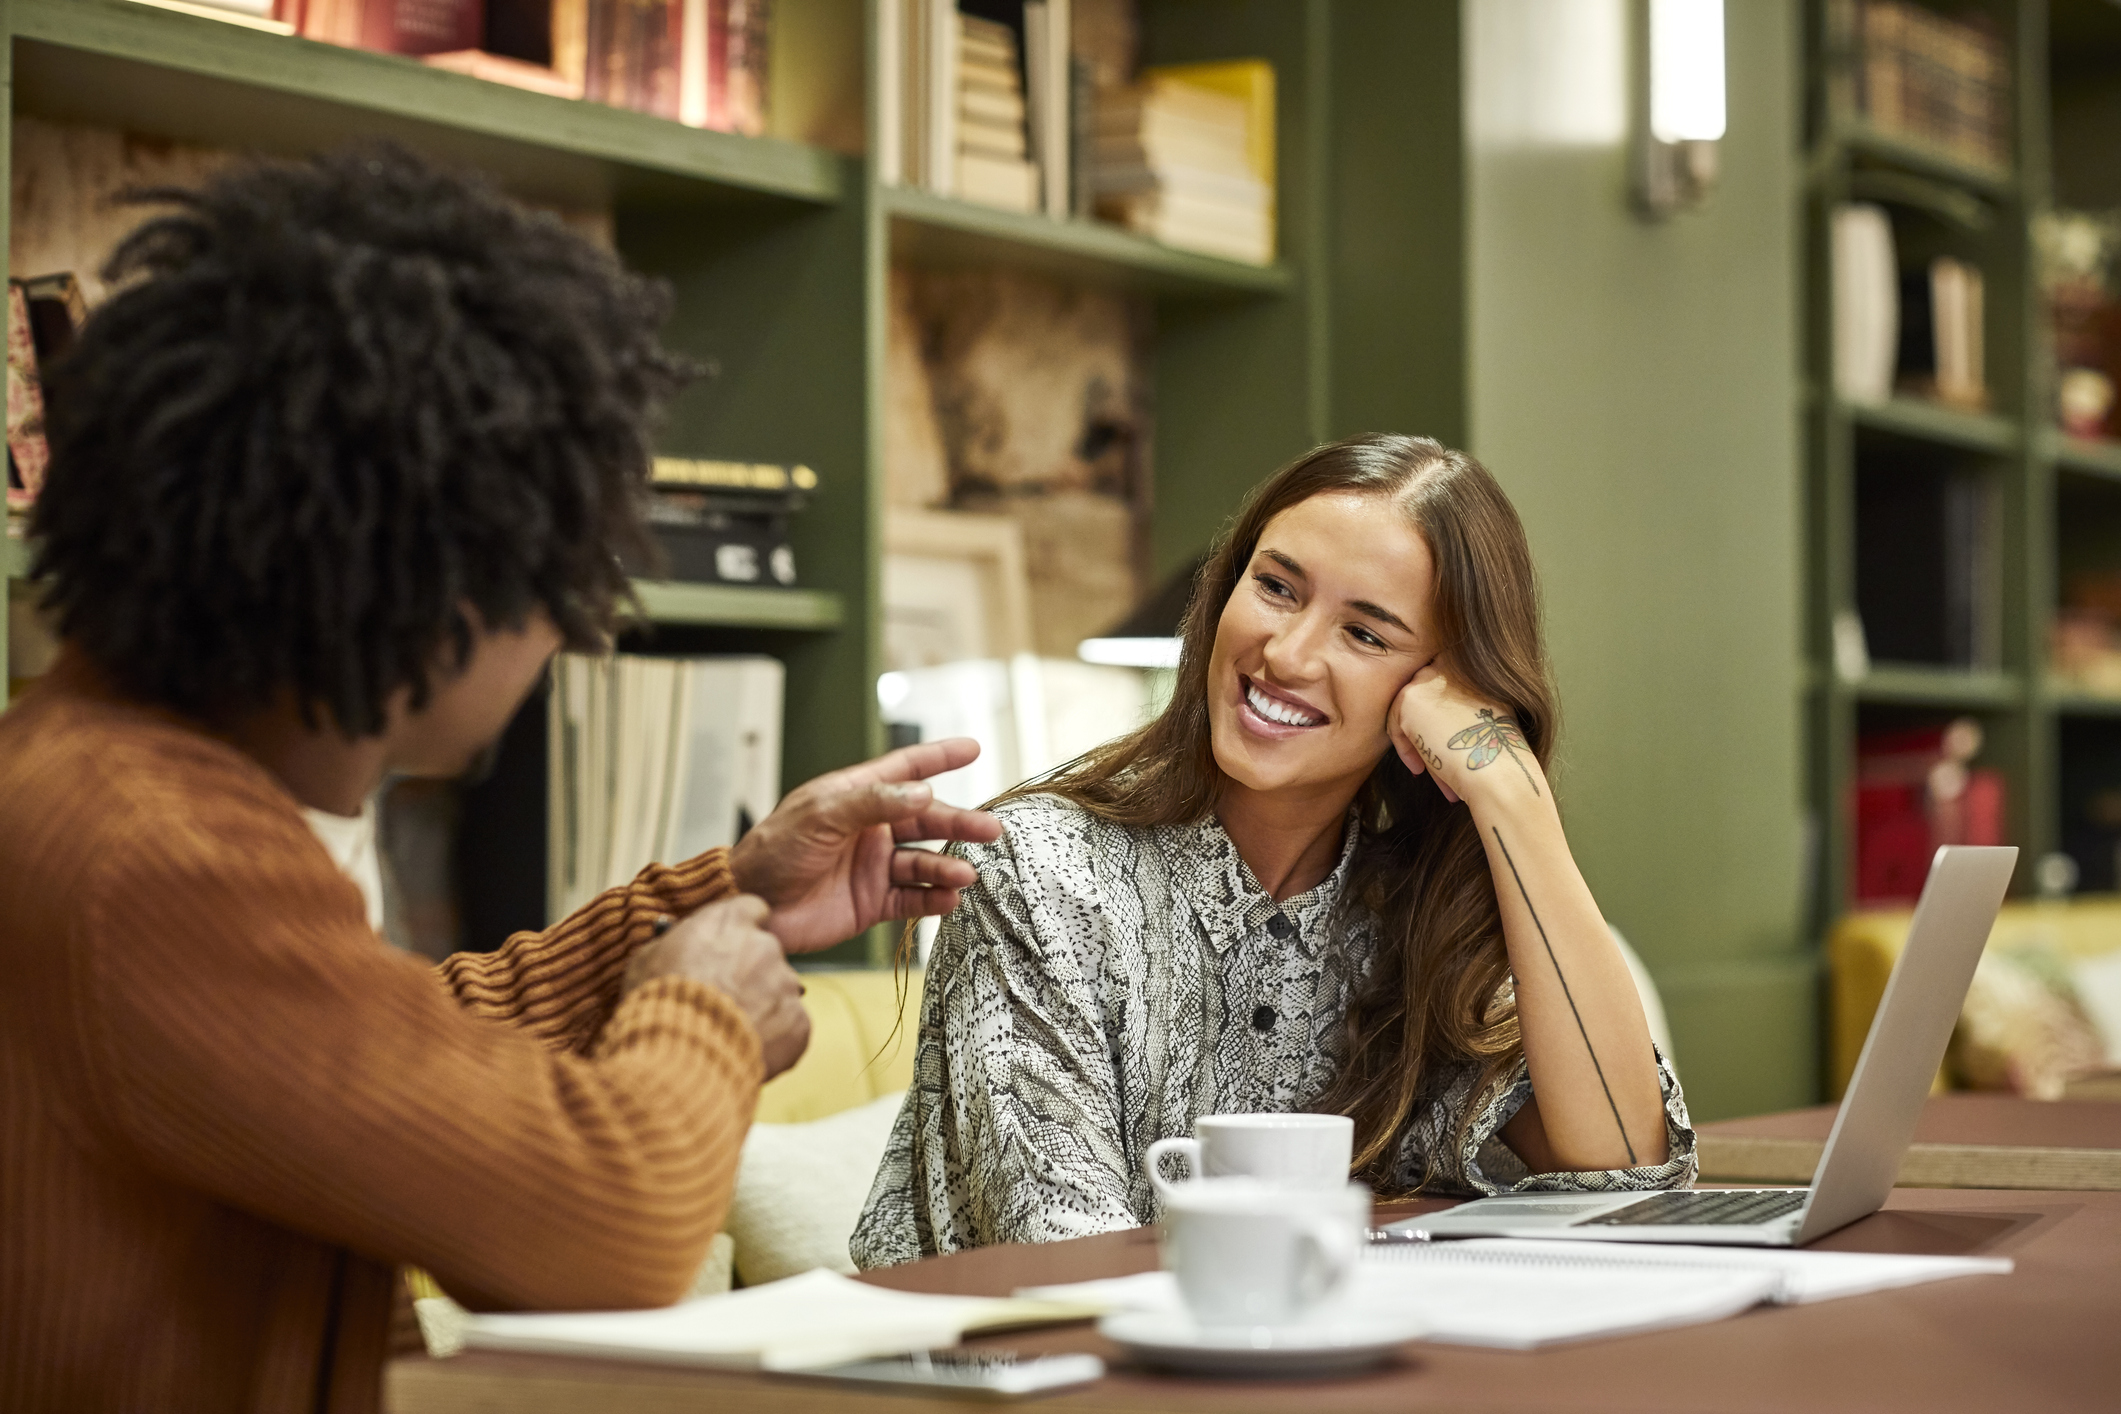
[881,508,1034,671]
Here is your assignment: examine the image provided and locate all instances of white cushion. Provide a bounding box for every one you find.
[727,1092,906,1287]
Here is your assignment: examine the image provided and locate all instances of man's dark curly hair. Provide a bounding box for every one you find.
[31,142,684,736]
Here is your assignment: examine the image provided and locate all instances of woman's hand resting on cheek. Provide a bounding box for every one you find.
[1387,663,1548,809]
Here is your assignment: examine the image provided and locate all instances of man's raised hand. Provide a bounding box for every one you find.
[726,738,1003,953]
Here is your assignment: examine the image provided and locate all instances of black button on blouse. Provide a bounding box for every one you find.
[1252,1005,1277,1032]
[1265,912,1294,939]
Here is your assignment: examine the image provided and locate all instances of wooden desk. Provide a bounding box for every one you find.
[1698,1094,2121,1189]
[388,1188,2121,1413]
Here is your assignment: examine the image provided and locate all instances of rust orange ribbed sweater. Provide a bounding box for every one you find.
[0,657,764,1412]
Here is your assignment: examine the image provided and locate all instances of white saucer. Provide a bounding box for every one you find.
[1098,1309,1424,1378]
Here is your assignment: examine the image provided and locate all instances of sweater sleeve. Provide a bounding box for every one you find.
[73,796,762,1313]
[433,850,739,1055]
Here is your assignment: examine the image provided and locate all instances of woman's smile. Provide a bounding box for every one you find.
[1238,674,1329,733]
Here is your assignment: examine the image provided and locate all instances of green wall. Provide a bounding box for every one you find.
[1463,0,1812,1119]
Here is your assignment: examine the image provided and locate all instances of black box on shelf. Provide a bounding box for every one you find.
[633,459,815,588]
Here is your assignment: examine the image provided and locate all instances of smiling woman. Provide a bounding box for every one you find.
[850,434,1698,1269]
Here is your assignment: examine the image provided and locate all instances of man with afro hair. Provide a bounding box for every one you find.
[0,144,997,1412]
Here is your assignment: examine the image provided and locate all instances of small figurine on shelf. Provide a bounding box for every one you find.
[2036,209,2121,441]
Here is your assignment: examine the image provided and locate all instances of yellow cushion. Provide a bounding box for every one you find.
[753,969,926,1124]
[1827,898,2121,1097]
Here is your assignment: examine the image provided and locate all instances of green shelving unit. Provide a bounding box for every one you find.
[883,185,1293,297]
[627,582,845,631]
[4,0,1463,957]
[1804,0,2121,924]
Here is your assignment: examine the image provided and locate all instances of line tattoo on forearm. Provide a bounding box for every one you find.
[1492,826,1639,1168]
[1449,709,1540,796]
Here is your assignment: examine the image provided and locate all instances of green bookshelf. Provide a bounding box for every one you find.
[883,186,1292,297]
[1841,123,2016,198]
[1844,396,2020,454]
[4,0,1462,960]
[1804,0,2121,921]
[626,582,845,631]
[1851,665,2026,710]
[10,0,844,207]
[2050,430,2121,481]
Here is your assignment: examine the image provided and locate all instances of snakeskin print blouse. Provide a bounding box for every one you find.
[849,793,1698,1269]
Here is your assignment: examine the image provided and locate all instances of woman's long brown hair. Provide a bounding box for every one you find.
[978,433,1559,1193]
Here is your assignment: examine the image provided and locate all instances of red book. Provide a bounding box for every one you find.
[299,0,483,55]
[586,0,683,118]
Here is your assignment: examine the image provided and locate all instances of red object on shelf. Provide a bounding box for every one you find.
[291,0,484,56]
[1853,720,2006,904]
[1857,780,1935,902]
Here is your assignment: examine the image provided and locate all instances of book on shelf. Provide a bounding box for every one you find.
[1854,719,2004,904]
[1091,63,1275,265]
[880,0,1070,215]
[127,0,297,31]
[1843,0,2010,173]
[548,652,783,919]
[290,0,484,53]
[297,0,768,133]
[636,458,815,589]
[1898,255,1986,411]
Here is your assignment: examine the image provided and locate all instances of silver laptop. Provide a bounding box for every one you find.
[1385,845,2017,1248]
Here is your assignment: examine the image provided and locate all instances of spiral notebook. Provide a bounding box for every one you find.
[461,1270,1100,1372]
[1019,1241,2012,1350]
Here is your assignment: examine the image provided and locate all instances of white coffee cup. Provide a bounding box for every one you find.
[1159,1178,1370,1327]
[1145,1113,1354,1201]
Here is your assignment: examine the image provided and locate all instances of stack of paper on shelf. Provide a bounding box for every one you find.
[1091,62,1275,265]
[954,15,1037,211]
[548,653,783,918]
[879,0,1071,215]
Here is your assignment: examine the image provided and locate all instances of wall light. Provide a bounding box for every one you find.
[1635,0,1725,218]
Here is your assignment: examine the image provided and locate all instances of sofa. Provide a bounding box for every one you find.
[1828,898,2121,1100]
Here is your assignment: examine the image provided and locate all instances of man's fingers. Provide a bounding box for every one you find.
[890,847,978,890]
[890,803,1003,846]
[884,885,966,919]
[843,737,983,788]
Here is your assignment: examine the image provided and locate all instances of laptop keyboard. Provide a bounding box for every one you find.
[1580,1189,1808,1227]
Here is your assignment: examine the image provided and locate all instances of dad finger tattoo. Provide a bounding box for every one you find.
[1412,732,1448,776]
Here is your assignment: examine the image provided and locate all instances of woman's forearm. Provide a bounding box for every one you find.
[1469,790,1668,1173]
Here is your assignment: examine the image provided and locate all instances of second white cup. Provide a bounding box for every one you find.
[1160,1178,1371,1327]
[1146,1112,1354,1202]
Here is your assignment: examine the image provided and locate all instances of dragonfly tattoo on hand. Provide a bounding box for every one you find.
[1448,708,1540,796]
